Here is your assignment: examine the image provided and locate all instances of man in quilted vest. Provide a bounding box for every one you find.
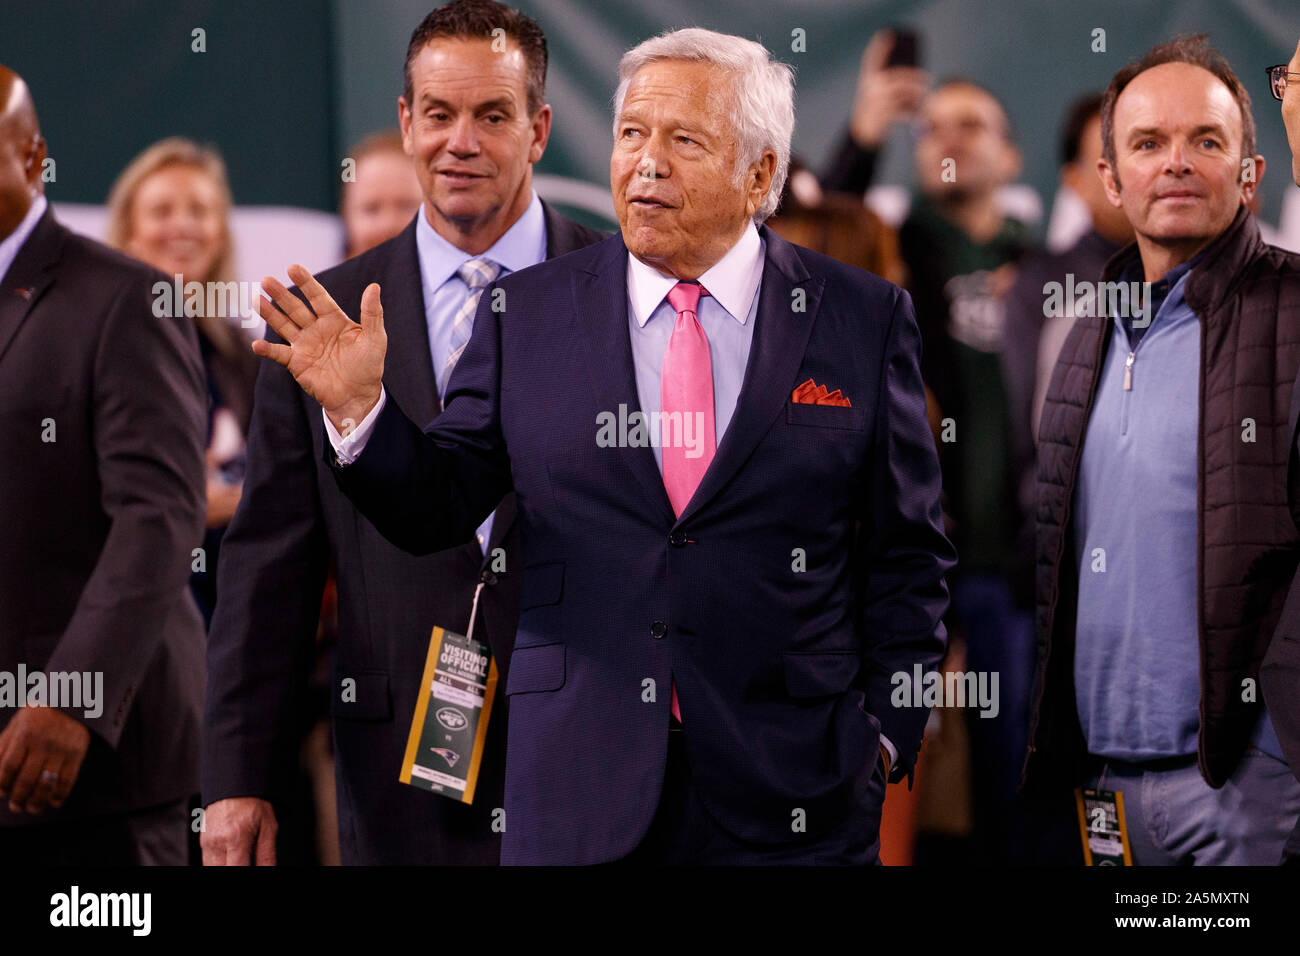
[1025,35,1300,865]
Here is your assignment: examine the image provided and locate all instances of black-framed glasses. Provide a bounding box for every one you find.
[1266,64,1300,101]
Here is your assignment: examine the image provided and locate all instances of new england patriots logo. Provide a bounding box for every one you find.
[430,747,460,767]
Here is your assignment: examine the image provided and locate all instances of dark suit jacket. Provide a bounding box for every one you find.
[202,203,603,864]
[329,226,956,864]
[0,208,207,826]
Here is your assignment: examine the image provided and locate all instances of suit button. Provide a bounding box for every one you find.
[668,531,687,547]
[651,621,667,639]
[480,570,498,586]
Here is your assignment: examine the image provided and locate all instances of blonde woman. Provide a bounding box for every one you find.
[106,138,258,623]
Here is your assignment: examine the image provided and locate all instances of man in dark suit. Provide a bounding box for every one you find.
[254,28,954,865]
[201,0,602,865]
[0,66,208,865]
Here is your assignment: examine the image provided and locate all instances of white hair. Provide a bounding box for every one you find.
[612,28,795,223]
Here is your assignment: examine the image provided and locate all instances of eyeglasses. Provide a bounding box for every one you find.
[1265,64,1300,101]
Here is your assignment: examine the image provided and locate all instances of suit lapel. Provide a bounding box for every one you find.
[677,227,822,525]
[0,209,63,367]
[380,217,441,428]
[542,201,588,258]
[485,204,601,555]
[573,235,677,525]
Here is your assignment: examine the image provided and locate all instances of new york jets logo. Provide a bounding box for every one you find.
[436,706,468,731]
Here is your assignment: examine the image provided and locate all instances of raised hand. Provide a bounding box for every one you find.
[849,29,929,150]
[252,264,387,431]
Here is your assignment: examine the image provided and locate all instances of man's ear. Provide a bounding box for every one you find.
[528,104,553,165]
[398,96,414,156]
[1097,157,1123,208]
[24,136,46,189]
[1239,153,1266,205]
[746,150,778,217]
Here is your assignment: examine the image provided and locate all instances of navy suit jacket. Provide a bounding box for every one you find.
[329,225,955,864]
[203,205,603,864]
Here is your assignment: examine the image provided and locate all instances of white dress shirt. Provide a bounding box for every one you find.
[626,221,762,470]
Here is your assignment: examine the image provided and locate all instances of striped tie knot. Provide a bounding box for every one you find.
[458,257,501,291]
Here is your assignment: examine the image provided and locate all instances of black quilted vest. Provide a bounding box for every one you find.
[1024,207,1300,793]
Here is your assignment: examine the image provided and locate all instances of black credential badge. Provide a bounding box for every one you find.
[400,583,498,803]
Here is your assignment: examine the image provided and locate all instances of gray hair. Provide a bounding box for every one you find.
[612,28,794,223]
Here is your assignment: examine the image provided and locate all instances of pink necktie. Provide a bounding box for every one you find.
[660,281,716,722]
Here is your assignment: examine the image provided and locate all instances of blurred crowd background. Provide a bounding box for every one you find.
[8,1,1300,244]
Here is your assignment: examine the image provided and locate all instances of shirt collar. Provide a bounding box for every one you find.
[1113,248,1205,344]
[415,190,547,289]
[1118,248,1206,323]
[0,194,48,287]
[1161,255,1199,312]
[1120,248,1206,289]
[1161,252,1201,288]
[627,220,763,328]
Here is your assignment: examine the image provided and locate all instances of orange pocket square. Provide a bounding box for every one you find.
[792,378,852,407]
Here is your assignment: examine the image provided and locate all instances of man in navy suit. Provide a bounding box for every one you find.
[254,27,955,864]
[201,0,602,865]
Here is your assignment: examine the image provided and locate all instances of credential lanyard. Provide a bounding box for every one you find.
[465,579,486,645]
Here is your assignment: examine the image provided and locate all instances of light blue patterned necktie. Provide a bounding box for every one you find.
[442,257,502,400]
